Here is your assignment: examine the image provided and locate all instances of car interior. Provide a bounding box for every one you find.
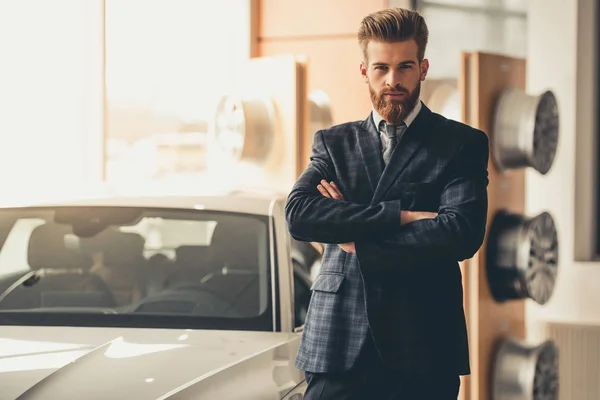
[0,208,315,330]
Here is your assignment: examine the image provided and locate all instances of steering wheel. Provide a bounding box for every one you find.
[0,269,117,309]
[86,273,118,307]
[172,283,244,315]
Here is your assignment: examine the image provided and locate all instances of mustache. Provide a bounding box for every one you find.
[382,88,409,95]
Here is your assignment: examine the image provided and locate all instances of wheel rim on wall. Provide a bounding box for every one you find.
[424,82,462,122]
[486,210,559,305]
[214,94,276,164]
[492,89,559,175]
[493,337,559,400]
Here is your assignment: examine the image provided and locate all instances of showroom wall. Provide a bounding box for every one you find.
[103,0,251,183]
[0,0,104,201]
[524,1,600,396]
[525,0,599,330]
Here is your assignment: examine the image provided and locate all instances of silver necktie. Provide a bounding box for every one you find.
[382,122,406,164]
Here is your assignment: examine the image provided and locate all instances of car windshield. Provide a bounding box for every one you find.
[0,206,273,331]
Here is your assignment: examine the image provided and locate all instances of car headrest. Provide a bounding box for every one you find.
[79,227,119,254]
[209,221,259,268]
[175,245,211,269]
[103,232,145,268]
[28,223,92,270]
[80,229,145,268]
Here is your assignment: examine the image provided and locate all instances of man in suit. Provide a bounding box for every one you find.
[284,7,489,400]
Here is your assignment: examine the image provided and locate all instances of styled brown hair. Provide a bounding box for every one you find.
[358,8,429,62]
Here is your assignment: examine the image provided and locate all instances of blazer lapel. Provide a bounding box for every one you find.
[356,114,385,194]
[372,105,436,203]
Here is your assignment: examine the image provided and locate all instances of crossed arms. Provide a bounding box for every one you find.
[316,180,437,254]
[284,130,490,263]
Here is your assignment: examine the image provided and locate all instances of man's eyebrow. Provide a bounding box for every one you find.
[371,60,417,66]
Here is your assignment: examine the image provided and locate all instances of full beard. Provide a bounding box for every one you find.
[370,82,421,124]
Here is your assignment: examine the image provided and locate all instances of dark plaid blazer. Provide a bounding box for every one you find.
[285,103,489,376]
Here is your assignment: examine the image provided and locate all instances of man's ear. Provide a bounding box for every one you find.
[360,61,369,83]
[419,59,429,81]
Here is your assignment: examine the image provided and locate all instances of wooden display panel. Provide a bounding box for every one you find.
[460,52,526,400]
[207,55,307,194]
[260,38,372,168]
[258,0,387,39]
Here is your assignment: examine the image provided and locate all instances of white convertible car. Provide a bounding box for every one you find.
[0,191,317,399]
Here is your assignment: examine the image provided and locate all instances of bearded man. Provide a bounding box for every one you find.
[285,7,490,400]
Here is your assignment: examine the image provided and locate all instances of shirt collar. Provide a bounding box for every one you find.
[372,99,422,130]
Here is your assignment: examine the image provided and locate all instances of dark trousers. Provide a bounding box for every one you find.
[303,336,460,400]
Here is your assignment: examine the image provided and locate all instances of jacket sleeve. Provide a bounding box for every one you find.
[285,130,402,244]
[356,130,489,266]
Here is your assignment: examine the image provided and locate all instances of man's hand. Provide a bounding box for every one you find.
[317,180,344,200]
[316,180,356,254]
[401,210,438,224]
[337,242,356,253]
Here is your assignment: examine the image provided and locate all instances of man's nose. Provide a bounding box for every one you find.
[386,70,401,88]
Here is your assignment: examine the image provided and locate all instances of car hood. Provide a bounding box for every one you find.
[0,325,302,400]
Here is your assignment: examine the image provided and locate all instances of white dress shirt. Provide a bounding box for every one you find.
[372,99,423,152]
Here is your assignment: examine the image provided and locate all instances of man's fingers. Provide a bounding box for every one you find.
[320,181,339,198]
[338,242,356,254]
[317,179,344,201]
[401,210,439,224]
[330,182,344,199]
[320,180,343,200]
[420,211,438,220]
[317,184,331,198]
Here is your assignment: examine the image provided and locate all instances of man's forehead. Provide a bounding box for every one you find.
[366,40,419,62]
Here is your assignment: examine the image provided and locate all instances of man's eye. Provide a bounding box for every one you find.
[375,66,388,71]
[400,65,412,69]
